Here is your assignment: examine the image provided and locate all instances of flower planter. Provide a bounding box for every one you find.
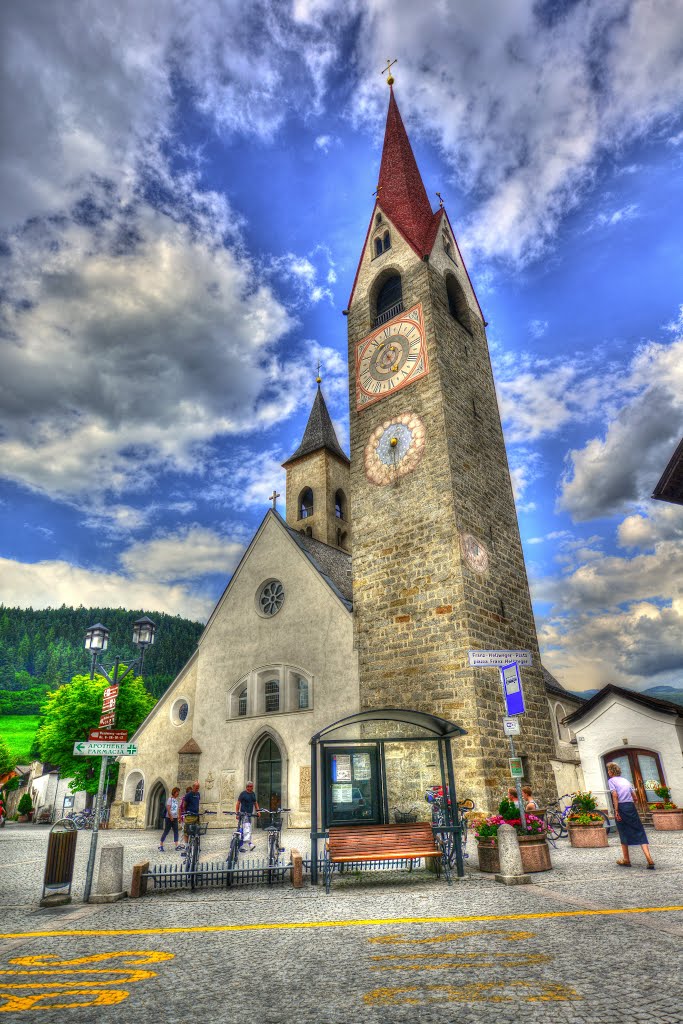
[17,815,29,823]
[568,822,608,848]
[477,836,552,873]
[651,808,683,831]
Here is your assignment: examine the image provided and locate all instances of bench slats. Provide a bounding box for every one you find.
[327,823,440,863]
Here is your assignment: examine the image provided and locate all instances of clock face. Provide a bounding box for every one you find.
[364,413,426,485]
[356,302,429,410]
[461,533,490,575]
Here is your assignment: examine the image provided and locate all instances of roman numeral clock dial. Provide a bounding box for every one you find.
[355,302,429,410]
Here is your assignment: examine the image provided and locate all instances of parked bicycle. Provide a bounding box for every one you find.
[224,810,253,870]
[544,794,612,842]
[65,807,108,830]
[259,807,291,867]
[181,811,211,885]
[425,786,475,866]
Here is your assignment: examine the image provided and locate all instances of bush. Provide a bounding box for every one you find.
[497,797,519,819]
[571,791,598,813]
[17,793,33,815]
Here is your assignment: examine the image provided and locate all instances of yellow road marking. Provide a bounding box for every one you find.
[1,905,681,940]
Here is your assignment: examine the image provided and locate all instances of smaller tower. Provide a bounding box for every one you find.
[282,384,352,551]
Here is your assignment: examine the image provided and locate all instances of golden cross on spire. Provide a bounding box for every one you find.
[436,191,444,209]
[381,58,397,86]
[372,184,383,197]
[316,359,322,384]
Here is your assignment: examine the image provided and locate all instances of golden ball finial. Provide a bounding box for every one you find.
[387,74,394,86]
[316,376,322,384]
[390,436,398,447]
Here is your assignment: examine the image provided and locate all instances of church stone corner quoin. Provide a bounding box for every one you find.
[346,84,557,811]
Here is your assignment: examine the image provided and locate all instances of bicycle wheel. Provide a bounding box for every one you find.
[186,836,199,888]
[266,831,278,864]
[226,832,240,870]
[546,810,565,840]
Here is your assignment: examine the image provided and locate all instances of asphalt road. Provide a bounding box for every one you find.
[1,825,682,1023]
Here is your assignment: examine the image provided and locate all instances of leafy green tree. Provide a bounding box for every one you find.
[34,669,156,794]
[0,735,16,777]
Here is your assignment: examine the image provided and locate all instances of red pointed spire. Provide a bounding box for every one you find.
[377,87,440,255]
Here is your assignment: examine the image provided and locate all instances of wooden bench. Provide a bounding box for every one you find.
[324,822,448,893]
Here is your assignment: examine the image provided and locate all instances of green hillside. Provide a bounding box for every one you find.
[0,715,41,763]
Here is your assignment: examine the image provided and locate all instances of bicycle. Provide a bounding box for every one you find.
[544,794,613,842]
[260,807,291,867]
[182,812,210,886]
[425,786,475,866]
[224,810,255,870]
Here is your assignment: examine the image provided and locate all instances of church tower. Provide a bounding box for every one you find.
[346,81,557,809]
[282,383,352,551]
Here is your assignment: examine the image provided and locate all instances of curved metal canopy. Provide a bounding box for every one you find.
[310,707,467,744]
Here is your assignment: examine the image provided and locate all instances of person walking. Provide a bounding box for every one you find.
[607,762,655,869]
[158,787,182,852]
[235,781,260,852]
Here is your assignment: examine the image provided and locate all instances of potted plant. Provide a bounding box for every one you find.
[17,794,33,823]
[474,799,552,873]
[644,780,683,831]
[567,791,608,848]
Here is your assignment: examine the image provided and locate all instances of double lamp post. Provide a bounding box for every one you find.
[82,616,157,902]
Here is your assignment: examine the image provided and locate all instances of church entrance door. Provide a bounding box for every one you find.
[256,738,282,828]
[147,782,167,830]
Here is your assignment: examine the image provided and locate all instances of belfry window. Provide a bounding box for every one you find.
[299,488,314,519]
[383,231,391,252]
[375,212,382,226]
[335,489,346,519]
[375,274,403,326]
[374,237,383,257]
[265,680,280,713]
[446,275,471,333]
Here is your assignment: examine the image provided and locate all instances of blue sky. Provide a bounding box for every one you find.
[1,0,682,695]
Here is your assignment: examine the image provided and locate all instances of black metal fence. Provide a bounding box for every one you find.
[144,856,291,891]
[303,855,430,875]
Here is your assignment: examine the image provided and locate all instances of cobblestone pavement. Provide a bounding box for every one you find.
[1,824,682,1022]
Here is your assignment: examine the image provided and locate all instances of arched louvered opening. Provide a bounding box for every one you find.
[299,487,314,519]
[374,273,403,326]
[446,274,471,333]
[334,489,346,520]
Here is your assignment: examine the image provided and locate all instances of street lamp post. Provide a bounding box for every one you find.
[82,616,157,903]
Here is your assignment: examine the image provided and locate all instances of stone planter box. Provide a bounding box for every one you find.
[568,823,608,848]
[651,808,683,831]
[477,835,552,873]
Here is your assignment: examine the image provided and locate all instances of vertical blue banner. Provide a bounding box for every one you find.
[501,662,525,716]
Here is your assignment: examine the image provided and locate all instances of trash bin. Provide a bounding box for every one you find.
[41,820,78,905]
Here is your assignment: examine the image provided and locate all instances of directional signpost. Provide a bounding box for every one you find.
[468,651,533,829]
[89,728,128,742]
[74,741,137,757]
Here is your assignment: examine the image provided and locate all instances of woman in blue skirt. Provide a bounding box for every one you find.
[607,762,655,869]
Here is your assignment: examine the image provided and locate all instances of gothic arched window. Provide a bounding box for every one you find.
[383,230,391,252]
[375,274,403,325]
[299,487,314,519]
[265,679,280,713]
[134,779,144,803]
[374,237,383,257]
